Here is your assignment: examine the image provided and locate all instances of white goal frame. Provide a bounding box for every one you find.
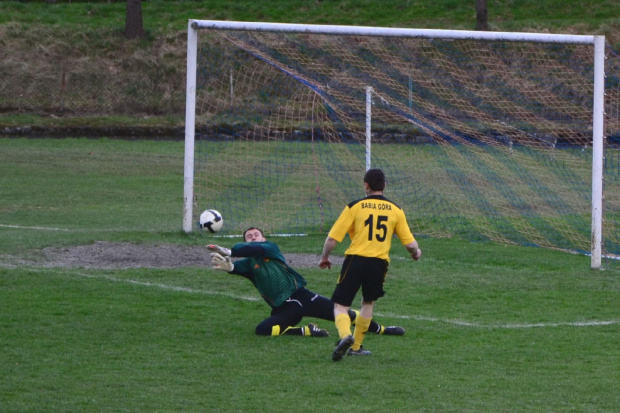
[183,20,606,269]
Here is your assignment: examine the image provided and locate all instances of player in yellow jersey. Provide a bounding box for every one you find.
[319,168,422,361]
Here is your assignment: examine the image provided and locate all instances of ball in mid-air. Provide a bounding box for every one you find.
[199,209,223,233]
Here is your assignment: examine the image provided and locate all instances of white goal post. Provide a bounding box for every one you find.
[183,20,606,269]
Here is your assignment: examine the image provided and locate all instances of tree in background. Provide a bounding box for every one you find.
[125,0,145,39]
[476,0,489,31]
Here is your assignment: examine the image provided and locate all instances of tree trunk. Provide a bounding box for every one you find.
[125,0,146,39]
[476,0,489,31]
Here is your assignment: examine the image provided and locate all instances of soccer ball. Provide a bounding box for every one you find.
[199,209,223,233]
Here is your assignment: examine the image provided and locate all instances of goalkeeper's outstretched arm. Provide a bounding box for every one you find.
[211,253,234,272]
[207,244,231,256]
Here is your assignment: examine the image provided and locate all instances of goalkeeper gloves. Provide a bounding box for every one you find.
[211,253,234,272]
[207,244,231,257]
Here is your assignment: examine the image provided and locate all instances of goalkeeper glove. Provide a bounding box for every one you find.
[211,253,234,272]
[207,244,231,257]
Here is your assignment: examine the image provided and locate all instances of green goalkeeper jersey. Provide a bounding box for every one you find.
[230,241,307,308]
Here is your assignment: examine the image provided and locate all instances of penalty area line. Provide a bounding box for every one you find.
[0,224,132,232]
[0,224,165,233]
[0,224,72,231]
[377,312,620,329]
[76,272,619,330]
[75,272,260,302]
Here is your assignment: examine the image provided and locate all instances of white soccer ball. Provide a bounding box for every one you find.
[199,209,223,233]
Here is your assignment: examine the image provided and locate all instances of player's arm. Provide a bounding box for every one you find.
[211,253,234,272]
[210,253,255,281]
[404,241,422,261]
[320,205,352,269]
[231,243,266,258]
[206,244,231,256]
[394,209,421,261]
[319,237,338,269]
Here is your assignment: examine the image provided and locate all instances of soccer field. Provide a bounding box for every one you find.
[1,137,619,412]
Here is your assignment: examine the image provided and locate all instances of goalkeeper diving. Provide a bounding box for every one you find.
[208,227,406,337]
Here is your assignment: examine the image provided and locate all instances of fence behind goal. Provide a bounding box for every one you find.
[185,21,620,268]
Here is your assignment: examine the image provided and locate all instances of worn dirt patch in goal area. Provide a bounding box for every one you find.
[0,241,342,269]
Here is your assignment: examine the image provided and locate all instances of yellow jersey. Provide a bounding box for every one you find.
[328,195,415,261]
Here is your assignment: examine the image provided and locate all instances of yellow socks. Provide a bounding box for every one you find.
[279,326,310,336]
[351,315,371,351]
[334,312,352,339]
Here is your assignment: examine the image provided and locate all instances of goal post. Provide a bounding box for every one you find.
[183,19,198,234]
[590,35,606,269]
[184,20,614,269]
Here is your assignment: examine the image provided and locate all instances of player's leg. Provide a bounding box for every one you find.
[349,300,374,356]
[375,325,406,335]
[281,322,328,337]
[348,257,388,355]
[296,289,404,339]
[330,256,361,360]
[331,303,355,361]
[300,290,403,335]
[302,289,336,320]
[330,256,362,338]
[255,299,328,337]
[348,309,405,336]
[284,288,330,336]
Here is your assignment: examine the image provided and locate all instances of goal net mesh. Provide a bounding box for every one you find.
[192,28,620,262]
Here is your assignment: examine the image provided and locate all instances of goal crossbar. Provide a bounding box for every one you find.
[190,20,596,45]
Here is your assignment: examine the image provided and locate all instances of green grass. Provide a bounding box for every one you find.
[2,241,619,412]
[0,137,186,253]
[1,137,619,412]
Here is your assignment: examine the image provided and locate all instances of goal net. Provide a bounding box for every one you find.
[184,21,620,268]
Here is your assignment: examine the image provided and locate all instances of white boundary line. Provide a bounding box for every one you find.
[0,224,73,231]
[76,272,260,302]
[377,312,620,329]
[74,272,619,330]
[0,224,162,233]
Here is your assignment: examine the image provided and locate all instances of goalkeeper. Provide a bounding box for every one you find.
[208,227,406,338]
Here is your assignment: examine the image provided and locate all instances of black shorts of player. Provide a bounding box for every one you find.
[331,255,389,307]
[255,287,335,335]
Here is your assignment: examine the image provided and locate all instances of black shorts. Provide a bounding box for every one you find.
[331,255,388,307]
[254,287,335,335]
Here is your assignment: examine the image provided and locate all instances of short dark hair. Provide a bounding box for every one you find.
[243,227,264,241]
[364,168,385,191]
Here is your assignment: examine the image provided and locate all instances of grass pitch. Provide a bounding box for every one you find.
[1,137,619,412]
